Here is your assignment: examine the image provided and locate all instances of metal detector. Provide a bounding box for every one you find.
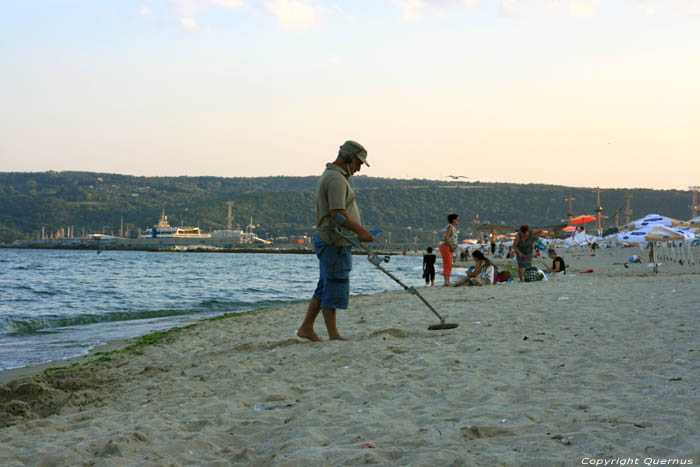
[338,227,458,331]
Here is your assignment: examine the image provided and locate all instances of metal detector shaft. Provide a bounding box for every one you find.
[371,262,448,323]
[338,228,448,325]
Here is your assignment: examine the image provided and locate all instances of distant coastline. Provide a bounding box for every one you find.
[2,239,313,254]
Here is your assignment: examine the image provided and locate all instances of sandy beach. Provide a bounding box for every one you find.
[1,247,699,466]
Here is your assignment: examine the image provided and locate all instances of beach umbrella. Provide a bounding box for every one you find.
[562,226,577,232]
[619,213,687,231]
[617,225,686,243]
[685,216,700,227]
[571,215,596,224]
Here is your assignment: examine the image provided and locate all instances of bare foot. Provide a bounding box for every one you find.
[296,328,322,342]
[329,334,347,341]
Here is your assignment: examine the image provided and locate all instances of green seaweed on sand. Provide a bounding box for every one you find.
[45,324,197,373]
[204,311,245,322]
[121,324,197,353]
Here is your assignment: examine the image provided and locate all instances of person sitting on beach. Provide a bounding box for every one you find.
[451,250,495,287]
[544,248,566,274]
[422,247,436,286]
[512,224,544,282]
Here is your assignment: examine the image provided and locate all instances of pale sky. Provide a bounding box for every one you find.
[1,0,699,189]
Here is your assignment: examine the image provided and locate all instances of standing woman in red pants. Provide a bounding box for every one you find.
[439,213,460,286]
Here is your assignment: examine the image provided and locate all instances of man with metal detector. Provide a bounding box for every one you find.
[296,140,374,342]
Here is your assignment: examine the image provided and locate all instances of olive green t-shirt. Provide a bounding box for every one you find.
[316,163,361,246]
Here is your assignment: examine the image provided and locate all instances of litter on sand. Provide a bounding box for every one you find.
[254,403,293,411]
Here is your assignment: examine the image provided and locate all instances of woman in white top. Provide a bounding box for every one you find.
[439,213,460,286]
[452,250,495,287]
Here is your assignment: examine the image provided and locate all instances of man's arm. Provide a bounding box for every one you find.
[331,209,374,242]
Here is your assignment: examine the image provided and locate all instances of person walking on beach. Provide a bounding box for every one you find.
[512,224,544,282]
[423,247,436,286]
[296,140,374,342]
[439,214,460,286]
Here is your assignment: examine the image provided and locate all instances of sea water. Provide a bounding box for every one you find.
[0,248,428,370]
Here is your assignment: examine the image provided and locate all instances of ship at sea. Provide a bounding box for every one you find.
[141,210,211,239]
[10,209,277,250]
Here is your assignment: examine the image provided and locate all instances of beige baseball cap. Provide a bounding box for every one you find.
[339,140,369,167]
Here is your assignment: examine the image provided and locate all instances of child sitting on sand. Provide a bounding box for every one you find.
[544,248,566,274]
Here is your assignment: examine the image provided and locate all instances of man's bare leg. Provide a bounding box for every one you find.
[321,307,345,341]
[296,298,323,342]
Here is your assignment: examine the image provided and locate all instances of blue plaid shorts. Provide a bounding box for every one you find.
[312,234,352,309]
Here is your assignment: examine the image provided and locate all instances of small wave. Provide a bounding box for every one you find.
[12,262,44,271]
[1,299,302,335]
[199,298,236,309]
[34,289,62,296]
[9,285,62,296]
[1,310,201,335]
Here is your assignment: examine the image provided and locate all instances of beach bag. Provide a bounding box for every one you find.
[497,270,511,283]
[524,267,538,282]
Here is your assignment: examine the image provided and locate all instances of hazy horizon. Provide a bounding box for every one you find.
[2,1,699,190]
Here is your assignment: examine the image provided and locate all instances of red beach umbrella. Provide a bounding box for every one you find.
[571,215,596,224]
[562,226,577,232]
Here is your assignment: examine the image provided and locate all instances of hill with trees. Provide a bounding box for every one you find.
[0,171,692,246]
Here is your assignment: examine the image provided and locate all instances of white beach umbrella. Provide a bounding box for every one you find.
[619,214,675,231]
[619,213,694,231]
[686,216,700,227]
[617,225,686,243]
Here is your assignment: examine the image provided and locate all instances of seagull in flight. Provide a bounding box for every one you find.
[445,175,468,180]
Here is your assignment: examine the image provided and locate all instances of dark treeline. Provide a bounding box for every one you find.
[0,171,692,245]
